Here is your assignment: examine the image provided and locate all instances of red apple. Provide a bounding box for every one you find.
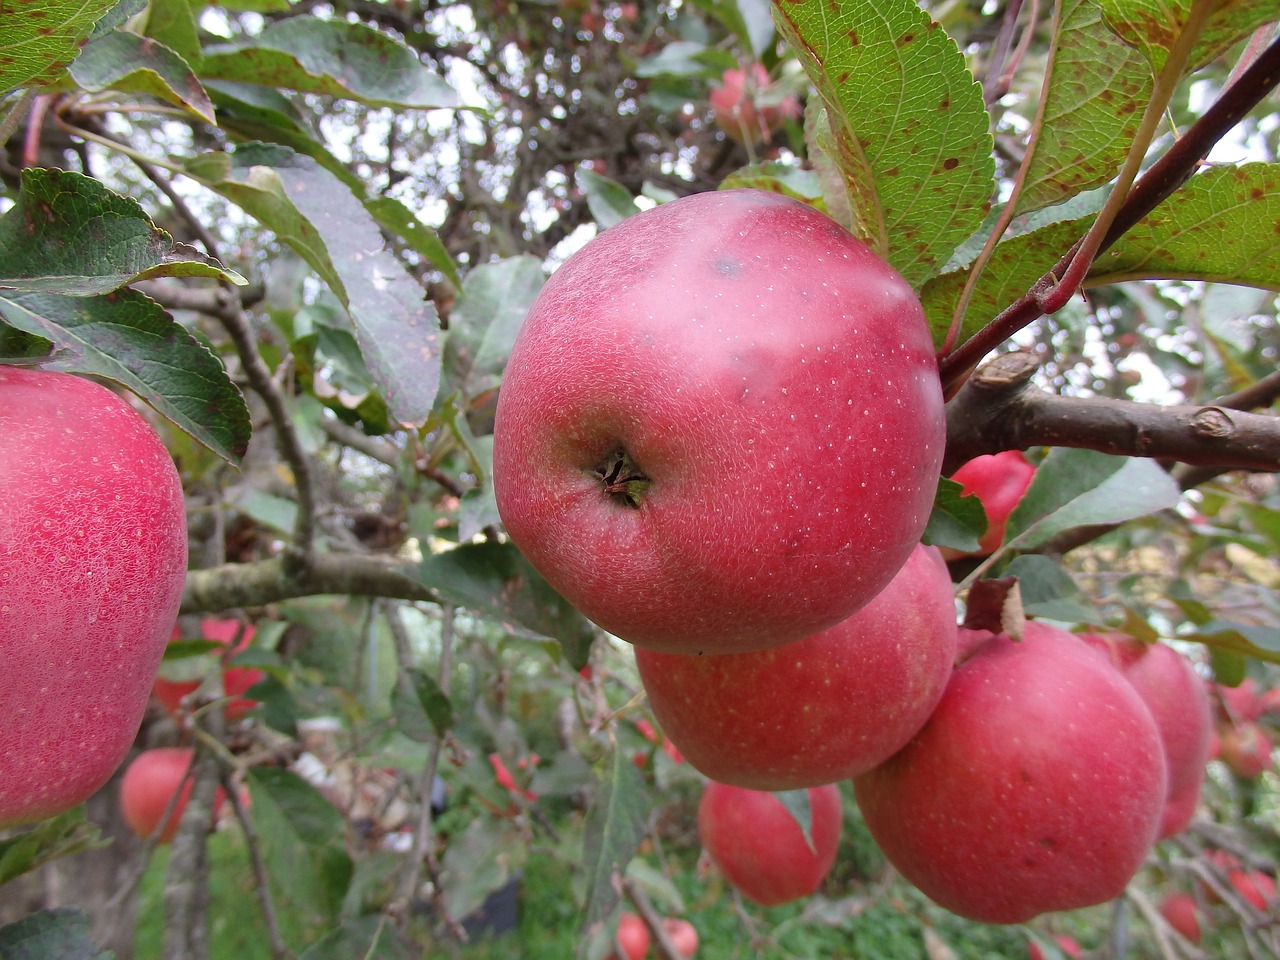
[1217,678,1265,722]
[119,747,224,844]
[1027,934,1081,960]
[1230,868,1277,912]
[1158,891,1202,943]
[943,450,1035,557]
[1219,721,1273,778]
[607,911,649,960]
[154,619,264,721]
[492,189,944,655]
[662,918,698,958]
[854,621,1167,923]
[1080,635,1212,839]
[636,544,957,789]
[710,64,800,144]
[0,368,187,829]
[698,781,842,906]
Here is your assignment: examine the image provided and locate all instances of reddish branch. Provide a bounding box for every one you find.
[944,352,1280,475]
[939,35,1280,395]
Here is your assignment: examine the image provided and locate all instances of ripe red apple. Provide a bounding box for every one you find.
[492,189,944,654]
[1158,891,1202,943]
[153,619,264,721]
[636,544,957,789]
[854,621,1167,923]
[1080,635,1212,839]
[607,911,649,960]
[0,368,187,829]
[697,781,842,906]
[710,64,800,144]
[662,918,698,958]
[942,450,1035,558]
[1230,868,1277,912]
[1027,934,1081,960]
[1219,721,1273,778]
[119,747,224,843]
[1217,677,1265,722]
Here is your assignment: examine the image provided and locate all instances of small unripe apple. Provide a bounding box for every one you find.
[942,450,1035,558]
[493,189,944,654]
[119,747,224,843]
[606,911,649,960]
[697,781,842,906]
[636,544,957,789]
[0,368,187,829]
[1158,891,1202,943]
[854,621,1166,923]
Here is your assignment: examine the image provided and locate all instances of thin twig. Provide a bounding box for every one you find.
[224,774,294,960]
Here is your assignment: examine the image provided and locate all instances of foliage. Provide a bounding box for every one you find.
[1,0,1279,957]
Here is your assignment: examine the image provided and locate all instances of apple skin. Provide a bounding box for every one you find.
[607,912,649,960]
[493,189,944,654]
[1158,892,1202,943]
[1080,635,1212,839]
[697,781,842,906]
[0,368,187,829]
[943,450,1035,558]
[119,747,223,844]
[635,544,957,789]
[854,621,1167,924]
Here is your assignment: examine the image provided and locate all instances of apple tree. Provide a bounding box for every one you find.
[0,0,1278,957]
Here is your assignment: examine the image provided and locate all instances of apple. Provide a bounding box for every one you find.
[119,747,224,843]
[697,781,842,906]
[1219,721,1273,778]
[943,450,1035,558]
[662,918,698,958]
[153,619,265,722]
[710,64,800,144]
[1158,891,1202,943]
[0,368,187,830]
[1217,677,1265,722]
[854,621,1167,923]
[1230,868,1276,912]
[492,189,945,654]
[635,544,957,789]
[607,911,649,960]
[1080,635,1212,839]
[1027,934,1081,960]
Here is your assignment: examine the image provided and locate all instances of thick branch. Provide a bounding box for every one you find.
[182,553,438,613]
[945,352,1280,474]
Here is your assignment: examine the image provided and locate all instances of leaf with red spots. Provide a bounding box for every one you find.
[0,0,117,93]
[69,29,214,123]
[773,0,995,289]
[1098,0,1279,75]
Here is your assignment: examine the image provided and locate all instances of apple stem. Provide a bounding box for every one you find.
[595,450,650,508]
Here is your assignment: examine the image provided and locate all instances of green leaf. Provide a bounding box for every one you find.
[396,666,453,739]
[1006,555,1100,623]
[0,909,111,960]
[576,171,640,229]
[409,542,596,669]
[774,789,815,853]
[1013,0,1151,216]
[444,254,545,399]
[248,767,354,928]
[1098,0,1279,75]
[0,0,117,93]
[1004,448,1182,550]
[141,0,201,63]
[0,168,242,294]
[0,808,106,886]
[364,196,460,289]
[691,0,775,56]
[0,289,252,464]
[922,476,986,553]
[185,145,441,425]
[1088,163,1280,292]
[773,0,995,288]
[439,817,527,923]
[160,639,223,660]
[69,30,214,123]
[720,161,824,202]
[581,746,650,943]
[296,917,412,960]
[633,40,732,79]
[199,17,460,109]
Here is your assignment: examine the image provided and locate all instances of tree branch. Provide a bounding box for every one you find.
[944,352,1280,474]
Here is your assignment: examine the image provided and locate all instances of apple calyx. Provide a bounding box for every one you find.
[595,449,650,508]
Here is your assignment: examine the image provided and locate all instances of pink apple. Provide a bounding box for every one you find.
[943,450,1035,557]
[0,368,187,829]
[698,781,842,906]
[493,189,944,654]
[662,918,698,957]
[153,619,264,721]
[636,545,957,789]
[119,747,225,844]
[710,64,800,144]
[1080,635,1212,839]
[607,911,649,960]
[854,621,1167,923]
[1158,891,1202,943]
[1219,721,1273,778]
